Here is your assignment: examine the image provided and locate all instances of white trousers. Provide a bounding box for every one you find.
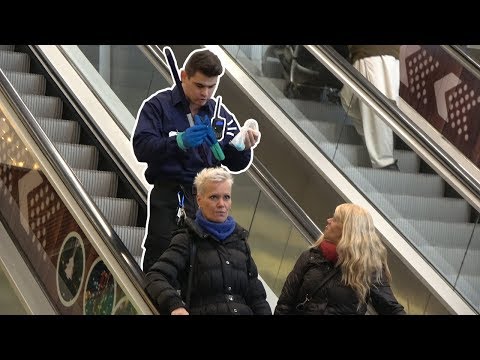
[340,55,400,168]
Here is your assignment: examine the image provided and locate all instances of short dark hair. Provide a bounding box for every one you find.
[185,49,223,78]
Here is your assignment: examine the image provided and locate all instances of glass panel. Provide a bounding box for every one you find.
[223,44,480,312]
[457,216,480,309]
[274,227,310,295]
[0,106,139,315]
[462,45,480,64]
[246,191,293,294]
[246,191,311,297]
[0,265,27,314]
[77,45,171,125]
[230,171,312,297]
[230,172,261,230]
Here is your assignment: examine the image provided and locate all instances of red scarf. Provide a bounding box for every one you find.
[320,240,338,264]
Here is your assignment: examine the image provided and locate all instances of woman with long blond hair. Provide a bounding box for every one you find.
[275,203,405,315]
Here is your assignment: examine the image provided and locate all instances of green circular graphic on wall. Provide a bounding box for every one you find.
[113,296,137,315]
[83,258,116,315]
[56,232,85,307]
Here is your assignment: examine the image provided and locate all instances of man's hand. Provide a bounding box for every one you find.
[200,115,226,161]
[244,129,260,150]
[176,116,209,150]
[171,307,189,315]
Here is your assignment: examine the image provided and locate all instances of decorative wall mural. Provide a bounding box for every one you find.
[56,232,85,307]
[112,296,137,315]
[400,45,480,165]
[83,257,116,315]
[0,108,138,315]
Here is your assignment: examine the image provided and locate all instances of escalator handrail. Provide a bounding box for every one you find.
[250,159,321,242]
[444,45,480,82]
[0,55,158,314]
[137,45,172,87]
[309,44,480,207]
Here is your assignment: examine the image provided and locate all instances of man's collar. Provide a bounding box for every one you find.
[171,85,184,106]
[172,85,214,114]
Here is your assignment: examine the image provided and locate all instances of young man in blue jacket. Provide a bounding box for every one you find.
[133,48,259,272]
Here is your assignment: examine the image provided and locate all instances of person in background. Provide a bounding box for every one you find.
[132,48,260,272]
[340,45,401,171]
[145,167,271,315]
[275,203,406,315]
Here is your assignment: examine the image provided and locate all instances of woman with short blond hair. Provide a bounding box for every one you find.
[145,167,271,315]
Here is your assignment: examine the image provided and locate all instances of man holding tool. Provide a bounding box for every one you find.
[132,47,260,272]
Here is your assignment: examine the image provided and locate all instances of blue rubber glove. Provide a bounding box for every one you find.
[176,118,208,150]
[200,115,225,161]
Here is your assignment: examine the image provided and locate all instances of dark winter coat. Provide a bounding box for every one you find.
[274,247,406,315]
[145,218,271,315]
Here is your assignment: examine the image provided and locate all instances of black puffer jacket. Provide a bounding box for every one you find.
[145,218,271,315]
[274,247,406,315]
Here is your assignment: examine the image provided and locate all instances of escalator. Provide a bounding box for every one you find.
[69,44,479,314]
[2,44,477,314]
[0,44,320,313]
[0,45,157,314]
[217,44,480,314]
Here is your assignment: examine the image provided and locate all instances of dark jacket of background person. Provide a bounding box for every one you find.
[274,247,406,315]
[349,45,400,63]
[145,217,271,315]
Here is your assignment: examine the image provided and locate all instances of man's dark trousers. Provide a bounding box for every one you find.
[142,180,196,272]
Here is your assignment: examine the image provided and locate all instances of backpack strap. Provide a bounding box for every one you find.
[296,267,340,312]
[185,237,197,309]
[243,239,254,278]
